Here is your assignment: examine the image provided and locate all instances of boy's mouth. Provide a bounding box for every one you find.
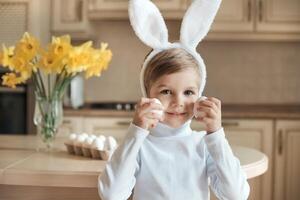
[166,112,187,116]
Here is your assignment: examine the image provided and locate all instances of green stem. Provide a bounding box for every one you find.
[48,74,51,100]
[32,72,45,98]
[51,67,67,100]
[58,76,73,99]
[37,70,47,99]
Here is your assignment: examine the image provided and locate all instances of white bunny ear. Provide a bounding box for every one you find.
[180,0,222,49]
[129,0,169,49]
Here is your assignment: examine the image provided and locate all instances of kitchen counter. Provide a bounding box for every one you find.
[0,136,268,188]
[64,104,300,119]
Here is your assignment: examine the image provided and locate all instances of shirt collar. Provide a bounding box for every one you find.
[149,119,192,138]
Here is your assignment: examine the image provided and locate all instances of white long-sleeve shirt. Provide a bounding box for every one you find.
[98,120,250,200]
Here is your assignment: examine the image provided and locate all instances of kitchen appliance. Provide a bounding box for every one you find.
[0,69,27,134]
[64,75,84,109]
[88,102,137,111]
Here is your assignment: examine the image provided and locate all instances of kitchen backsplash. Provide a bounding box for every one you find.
[84,20,300,104]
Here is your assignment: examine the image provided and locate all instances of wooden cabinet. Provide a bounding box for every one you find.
[51,0,89,33]
[256,0,300,33]
[274,120,300,200]
[82,117,132,142]
[191,119,273,200]
[211,0,254,32]
[87,0,188,19]
[57,116,132,142]
[0,0,50,45]
[208,0,300,40]
[50,0,300,40]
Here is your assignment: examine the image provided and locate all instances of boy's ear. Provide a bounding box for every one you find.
[180,0,222,50]
[129,0,169,49]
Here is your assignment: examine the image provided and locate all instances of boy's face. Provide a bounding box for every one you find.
[149,68,200,128]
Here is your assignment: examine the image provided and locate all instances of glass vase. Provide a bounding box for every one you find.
[33,93,63,152]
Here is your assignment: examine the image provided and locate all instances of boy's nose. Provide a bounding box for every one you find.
[172,95,184,107]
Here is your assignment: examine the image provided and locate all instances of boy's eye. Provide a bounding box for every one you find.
[184,90,195,96]
[160,89,171,95]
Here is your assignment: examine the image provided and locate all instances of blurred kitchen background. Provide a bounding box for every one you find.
[0,0,300,200]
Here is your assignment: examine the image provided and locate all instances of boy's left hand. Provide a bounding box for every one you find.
[194,97,222,134]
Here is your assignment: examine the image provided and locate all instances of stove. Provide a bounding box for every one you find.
[87,102,137,111]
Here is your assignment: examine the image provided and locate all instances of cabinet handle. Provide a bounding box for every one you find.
[77,0,83,21]
[116,121,132,126]
[63,120,71,124]
[221,121,239,127]
[278,129,283,155]
[247,0,252,21]
[258,0,263,21]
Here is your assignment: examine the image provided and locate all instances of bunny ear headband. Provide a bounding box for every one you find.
[128,0,222,97]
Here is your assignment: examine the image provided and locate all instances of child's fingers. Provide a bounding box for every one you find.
[207,97,222,109]
[194,111,207,119]
[197,106,217,118]
[135,99,163,113]
[149,119,160,129]
[136,97,152,109]
[144,111,164,121]
[140,101,164,114]
[197,117,213,125]
[197,99,218,112]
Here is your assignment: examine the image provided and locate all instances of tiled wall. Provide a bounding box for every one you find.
[84,20,300,104]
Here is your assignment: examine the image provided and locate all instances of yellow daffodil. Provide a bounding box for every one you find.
[65,41,93,74]
[49,35,72,58]
[0,51,3,65]
[20,69,32,81]
[39,51,63,74]
[85,44,112,79]
[99,43,112,71]
[2,45,15,68]
[14,32,40,62]
[1,32,112,91]
[1,44,35,81]
[1,73,22,88]
[11,56,27,72]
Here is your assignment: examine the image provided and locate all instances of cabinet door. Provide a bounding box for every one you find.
[209,0,254,32]
[83,117,132,142]
[57,116,83,137]
[256,0,300,32]
[88,0,187,19]
[191,119,273,200]
[274,120,300,200]
[51,0,88,33]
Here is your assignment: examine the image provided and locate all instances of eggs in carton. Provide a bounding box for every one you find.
[64,133,118,161]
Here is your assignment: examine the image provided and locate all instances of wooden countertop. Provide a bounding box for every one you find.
[0,136,268,188]
[64,104,300,119]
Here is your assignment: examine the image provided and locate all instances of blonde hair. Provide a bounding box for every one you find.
[143,48,200,95]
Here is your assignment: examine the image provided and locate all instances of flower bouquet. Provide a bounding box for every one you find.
[0,32,112,151]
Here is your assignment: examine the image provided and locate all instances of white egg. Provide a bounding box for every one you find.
[152,98,164,117]
[75,134,88,145]
[89,134,97,140]
[81,132,89,138]
[193,96,208,118]
[69,133,77,141]
[83,136,95,148]
[98,135,106,141]
[153,98,162,105]
[92,138,105,150]
[105,136,117,150]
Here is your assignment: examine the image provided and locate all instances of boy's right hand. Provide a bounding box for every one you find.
[132,97,164,130]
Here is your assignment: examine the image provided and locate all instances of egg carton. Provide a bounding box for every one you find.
[64,143,113,161]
